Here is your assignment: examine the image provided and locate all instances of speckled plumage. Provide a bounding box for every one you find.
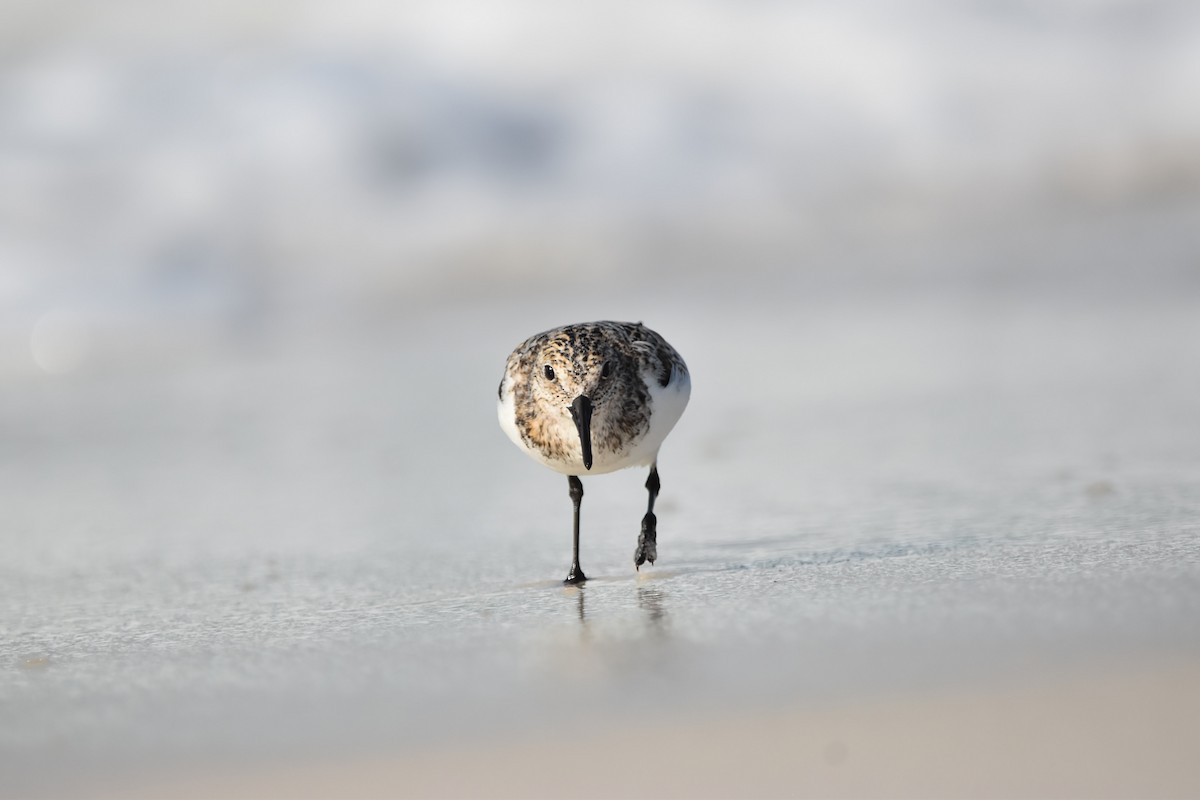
[498,321,689,474]
[497,321,690,582]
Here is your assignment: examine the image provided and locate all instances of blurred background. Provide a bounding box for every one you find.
[4,1,1200,797]
[4,0,1198,353]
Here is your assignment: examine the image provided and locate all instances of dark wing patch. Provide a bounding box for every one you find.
[655,344,674,387]
[620,322,677,388]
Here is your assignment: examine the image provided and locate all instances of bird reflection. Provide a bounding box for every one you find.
[573,584,586,626]
[567,582,671,641]
[636,585,669,639]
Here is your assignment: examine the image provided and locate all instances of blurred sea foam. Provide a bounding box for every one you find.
[3,0,1199,375]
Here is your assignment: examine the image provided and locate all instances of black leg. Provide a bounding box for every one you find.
[634,464,660,569]
[565,475,587,584]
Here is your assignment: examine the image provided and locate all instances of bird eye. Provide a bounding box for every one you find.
[543,364,556,381]
[601,362,611,379]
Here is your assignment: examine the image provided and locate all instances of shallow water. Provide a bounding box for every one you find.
[5,209,1200,795]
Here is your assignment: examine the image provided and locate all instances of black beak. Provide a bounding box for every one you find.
[569,395,594,471]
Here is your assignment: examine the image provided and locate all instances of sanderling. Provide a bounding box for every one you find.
[498,321,691,584]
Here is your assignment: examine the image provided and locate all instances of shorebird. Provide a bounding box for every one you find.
[498,321,690,584]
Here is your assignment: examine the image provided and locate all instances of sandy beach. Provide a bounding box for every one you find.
[6,267,1200,797]
[119,657,1200,799]
[6,270,1200,796]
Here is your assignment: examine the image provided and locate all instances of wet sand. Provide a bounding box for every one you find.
[122,657,1200,799]
[5,213,1200,797]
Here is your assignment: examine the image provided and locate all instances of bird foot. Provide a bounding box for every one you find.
[564,563,588,584]
[634,512,657,569]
